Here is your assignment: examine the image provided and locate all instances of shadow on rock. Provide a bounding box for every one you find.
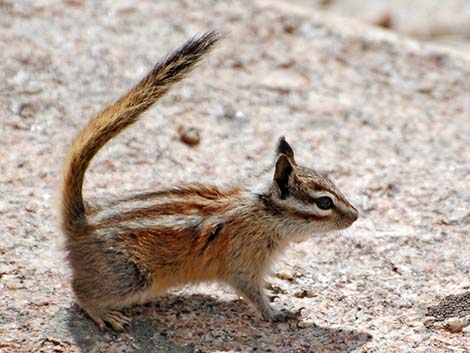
[45,305,192,353]
[46,295,372,352]
[138,294,372,353]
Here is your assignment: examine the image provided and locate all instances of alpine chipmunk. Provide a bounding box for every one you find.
[61,31,359,331]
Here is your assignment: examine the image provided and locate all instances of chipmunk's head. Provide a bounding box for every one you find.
[260,137,358,238]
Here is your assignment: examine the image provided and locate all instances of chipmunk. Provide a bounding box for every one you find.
[61,31,359,331]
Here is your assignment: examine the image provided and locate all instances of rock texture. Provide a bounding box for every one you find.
[0,1,469,352]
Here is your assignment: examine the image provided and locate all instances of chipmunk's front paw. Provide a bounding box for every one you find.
[264,308,298,322]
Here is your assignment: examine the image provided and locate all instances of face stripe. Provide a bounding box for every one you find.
[287,209,330,221]
[259,194,330,221]
[292,179,353,210]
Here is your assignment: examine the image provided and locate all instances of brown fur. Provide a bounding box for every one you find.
[61,32,359,331]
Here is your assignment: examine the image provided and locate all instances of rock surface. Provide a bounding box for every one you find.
[0,1,469,352]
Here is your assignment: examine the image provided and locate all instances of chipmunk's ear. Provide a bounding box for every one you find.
[276,136,295,163]
[273,154,295,199]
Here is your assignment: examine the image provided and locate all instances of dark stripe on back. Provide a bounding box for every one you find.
[108,185,239,205]
[93,199,232,228]
[97,201,202,226]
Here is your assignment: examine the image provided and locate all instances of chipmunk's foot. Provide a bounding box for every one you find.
[85,307,131,331]
[262,306,299,322]
[269,308,298,322]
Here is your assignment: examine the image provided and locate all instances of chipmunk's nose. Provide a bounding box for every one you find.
[349,205,359,224]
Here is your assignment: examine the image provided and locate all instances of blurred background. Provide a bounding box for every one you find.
[292,0,470,53]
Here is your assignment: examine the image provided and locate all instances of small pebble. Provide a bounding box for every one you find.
[375,13,393,29]
[276,272,294,281]
[297,321,315,329]
[178,126,201,146]
[294,290,318,298]
[4,275,26,290]
[443,316,470,333]
[219,107,247,121]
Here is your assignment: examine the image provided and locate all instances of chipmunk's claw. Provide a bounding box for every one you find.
[85,307,130,331]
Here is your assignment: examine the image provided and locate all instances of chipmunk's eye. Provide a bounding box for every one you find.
[316,196,333,210]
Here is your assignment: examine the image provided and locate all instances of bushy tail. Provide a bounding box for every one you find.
[61,31,221,234]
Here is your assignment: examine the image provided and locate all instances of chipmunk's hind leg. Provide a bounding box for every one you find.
[69,237,154,330]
